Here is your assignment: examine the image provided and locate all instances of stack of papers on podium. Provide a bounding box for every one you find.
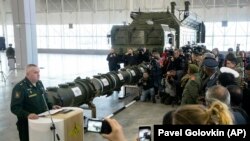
[38,109,63,117]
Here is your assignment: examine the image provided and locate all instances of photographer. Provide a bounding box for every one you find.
[181,45,193,72]
[150,52,162,103]
[160,49,170,75]
[124,48,138,67]
[166,49,185,79]
[166,49,185,104]
[138,71,155,103]
[171,49,185,70]
[137,47,150,64]
[160,70,177,105]
[107,48,120,71]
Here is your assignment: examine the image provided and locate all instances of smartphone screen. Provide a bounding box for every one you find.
[87,119,103,133]
[138,126,151,141]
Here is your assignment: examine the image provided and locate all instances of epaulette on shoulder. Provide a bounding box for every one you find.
[18,79,26,86]
[18,82,23,86]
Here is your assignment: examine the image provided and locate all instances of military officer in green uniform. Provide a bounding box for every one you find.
[181,68,202,105]
[180,47,204,105]
[10,64,60,141]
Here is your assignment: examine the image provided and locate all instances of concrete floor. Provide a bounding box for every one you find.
[0,52,174,141]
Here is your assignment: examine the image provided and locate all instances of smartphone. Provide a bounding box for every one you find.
[87,118,112,134]
[138,126,151,141]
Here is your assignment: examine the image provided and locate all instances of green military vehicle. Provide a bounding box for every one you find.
[109,1,205,54]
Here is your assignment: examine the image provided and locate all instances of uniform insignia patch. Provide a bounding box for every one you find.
[15,92,20,98]
[29,93,37,98]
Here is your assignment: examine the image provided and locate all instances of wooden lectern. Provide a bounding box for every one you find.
[29,107,84,141]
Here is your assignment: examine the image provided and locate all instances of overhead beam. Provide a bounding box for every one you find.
[82,0,94,11]
[64,0,76,11]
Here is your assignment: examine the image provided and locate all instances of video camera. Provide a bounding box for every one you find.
[164,48,174,57]
[192,45,205,55]
[137,47,144,54]
[181,45,192,55]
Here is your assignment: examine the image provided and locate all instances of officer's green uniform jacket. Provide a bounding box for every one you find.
[181,73,202,105]
[11,77,52,120]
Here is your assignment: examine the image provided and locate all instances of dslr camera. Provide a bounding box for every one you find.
[192,45,205,55]
[138,47,144,54]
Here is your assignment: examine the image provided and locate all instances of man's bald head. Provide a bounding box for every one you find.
[205,85,231,106]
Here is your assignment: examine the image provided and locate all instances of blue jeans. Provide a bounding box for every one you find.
[140,88,155,102]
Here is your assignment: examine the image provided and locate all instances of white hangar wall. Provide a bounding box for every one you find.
[0,0,250,51]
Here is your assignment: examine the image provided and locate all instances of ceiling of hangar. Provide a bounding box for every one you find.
[186,0,249,8]
[35,0,129,13]
[2,0,250,13]
[132,0,250,11]
[35,0,250,12]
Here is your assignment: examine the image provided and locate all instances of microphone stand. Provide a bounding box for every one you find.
[41,93,60,141]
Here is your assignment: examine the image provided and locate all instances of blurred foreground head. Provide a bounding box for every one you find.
[172,100,233,125]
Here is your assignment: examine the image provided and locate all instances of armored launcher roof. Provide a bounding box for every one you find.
[110,1,205,53]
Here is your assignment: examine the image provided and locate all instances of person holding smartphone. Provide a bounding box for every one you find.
[101,118,151,141]
[101,118,128,141]
[138,126,151,141]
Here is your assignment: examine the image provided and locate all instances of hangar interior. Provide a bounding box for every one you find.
[0,0,249,52]
[0,0,250,141]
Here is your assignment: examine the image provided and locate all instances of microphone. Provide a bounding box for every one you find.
[41,93,60,141]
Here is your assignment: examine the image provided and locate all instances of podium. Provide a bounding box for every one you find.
[29,107,84,141]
